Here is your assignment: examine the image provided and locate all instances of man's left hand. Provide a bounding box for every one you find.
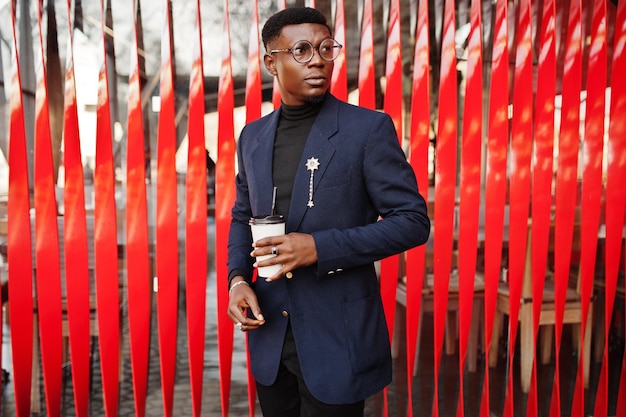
[251,232,318,282]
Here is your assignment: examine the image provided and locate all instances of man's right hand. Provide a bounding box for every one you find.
[227,277,265,332]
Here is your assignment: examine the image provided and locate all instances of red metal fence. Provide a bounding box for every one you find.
[3,0,626,416]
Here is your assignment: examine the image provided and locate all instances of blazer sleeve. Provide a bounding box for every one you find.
[227,125,255,282]
[312,112,430,276]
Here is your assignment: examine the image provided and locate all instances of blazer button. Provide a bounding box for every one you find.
[282,310,289,317]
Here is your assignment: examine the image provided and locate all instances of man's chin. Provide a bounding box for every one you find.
[305,93,327,104]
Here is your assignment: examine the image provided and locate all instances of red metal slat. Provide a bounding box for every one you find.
[405,0,430,414]
[456,1,482,415]
[125,2,151,415]
[61,0,92,415]
[380,2,403,414]
[379,249,398,416]
[550,1,583,415]
[7,2,35,415]
[244,2,262,414]
[503,0,533,416]
[383,0,403,136]
[572,0,607,416]
[186,3,208,416]
[594,0,626,415]
[431,1,457,416]
[245,0,262,124]
[216,1,237,415]
[272,0,286,108]
[479,2,509,417]
[330,0,347,101]
[358,0,375,110]
[156,1,179,415]
[95,2,121,415]
[526,0,556,414]
[381,0,403,344]
[33,1,63,415]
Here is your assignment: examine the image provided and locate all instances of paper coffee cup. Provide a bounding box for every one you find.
[249,215,285,278]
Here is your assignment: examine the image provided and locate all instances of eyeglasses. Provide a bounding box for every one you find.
[269,38,343,64]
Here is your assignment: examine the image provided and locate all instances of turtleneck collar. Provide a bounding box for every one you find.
[280,94,327,121]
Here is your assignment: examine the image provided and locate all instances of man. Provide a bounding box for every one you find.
[227,7,430,417]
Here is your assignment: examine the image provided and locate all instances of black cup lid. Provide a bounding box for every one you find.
[249,214,285,225]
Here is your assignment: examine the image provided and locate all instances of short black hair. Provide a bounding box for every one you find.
[261,7,332,50]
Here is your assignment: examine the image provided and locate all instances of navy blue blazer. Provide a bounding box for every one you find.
[228,94,430,404]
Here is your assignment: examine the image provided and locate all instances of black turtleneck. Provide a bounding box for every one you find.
[272,99,324,222]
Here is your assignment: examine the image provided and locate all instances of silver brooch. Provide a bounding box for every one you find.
[306,157,320,208]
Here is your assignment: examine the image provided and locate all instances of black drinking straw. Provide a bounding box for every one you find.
[271,187,277,216]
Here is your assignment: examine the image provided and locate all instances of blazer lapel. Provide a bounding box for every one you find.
[247,110,281,215]
[287,96,340,231]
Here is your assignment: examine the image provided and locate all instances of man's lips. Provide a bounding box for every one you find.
[305,75,328,86]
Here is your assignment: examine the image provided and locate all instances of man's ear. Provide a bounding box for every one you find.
[264,54,277,76]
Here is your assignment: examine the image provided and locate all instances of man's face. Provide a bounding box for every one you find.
[264,23,334,106]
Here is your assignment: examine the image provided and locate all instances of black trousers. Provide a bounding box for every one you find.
[255,323,365,417]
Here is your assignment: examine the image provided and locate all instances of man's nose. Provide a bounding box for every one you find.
[308,47,325,65]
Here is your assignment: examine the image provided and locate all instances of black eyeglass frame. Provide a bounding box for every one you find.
[268,38,343,64]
